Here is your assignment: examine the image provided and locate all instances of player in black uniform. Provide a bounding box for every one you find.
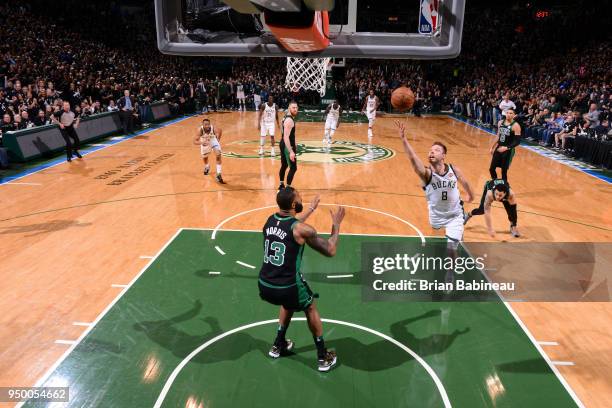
[464,179,520,238]
[490,108,521,181]
[279,101,298,190]
[258,187,346,372]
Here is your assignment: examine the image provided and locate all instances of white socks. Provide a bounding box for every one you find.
[216,164,222,175]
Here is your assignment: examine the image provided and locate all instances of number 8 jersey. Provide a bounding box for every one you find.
[424,164,462,226]
[259,213,305,287]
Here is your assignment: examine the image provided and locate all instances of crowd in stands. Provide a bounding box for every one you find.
[1,0,610,158]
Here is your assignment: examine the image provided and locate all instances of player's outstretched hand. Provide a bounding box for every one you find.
[330,206,346,227]
[394,120,406,139]
[309,195,320,211]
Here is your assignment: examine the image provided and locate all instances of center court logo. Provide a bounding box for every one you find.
[223,140,395,164]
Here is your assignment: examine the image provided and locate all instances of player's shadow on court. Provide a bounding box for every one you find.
[133,300,270,364]
[0,219,92,237]
[291,310,470,372]
[496,358,553,374]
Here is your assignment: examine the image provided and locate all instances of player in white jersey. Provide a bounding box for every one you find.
[236,82,246,111]
[193,118,225,184]
[396,121,473,244]
[323,100,342,144]
[258,96,280,156]
[361,89,380,138]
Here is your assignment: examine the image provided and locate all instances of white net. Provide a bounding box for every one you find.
[285,57,331,97]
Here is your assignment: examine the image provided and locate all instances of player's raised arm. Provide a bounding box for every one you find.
[296,195,320,222]
[395,120,430,184]
[295,206,345,257]
[451,165,474,203]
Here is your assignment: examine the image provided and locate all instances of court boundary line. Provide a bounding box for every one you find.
[3,188,609,232]
[186,226,426,238]
[14,227,185,408]
[152,317,451,408]
[447,114,611,185]
[462,243,585,408]
[1,114,196,186]
[210,204,426,244]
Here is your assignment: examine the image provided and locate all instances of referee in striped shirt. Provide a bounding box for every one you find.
[52,101,82,162]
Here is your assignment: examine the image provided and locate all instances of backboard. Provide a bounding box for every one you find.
[154,0,465,59]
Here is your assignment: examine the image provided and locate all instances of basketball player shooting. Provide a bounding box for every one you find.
[396,121,474,245]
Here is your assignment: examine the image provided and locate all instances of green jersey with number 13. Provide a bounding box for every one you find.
[259,213,305,286]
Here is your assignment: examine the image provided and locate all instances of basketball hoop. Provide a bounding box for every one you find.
[285,57,331,96]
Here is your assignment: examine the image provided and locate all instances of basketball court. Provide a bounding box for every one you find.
[2,112,610,407]
[1,0,611,407]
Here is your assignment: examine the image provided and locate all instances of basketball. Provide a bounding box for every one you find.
[391,87,415,111]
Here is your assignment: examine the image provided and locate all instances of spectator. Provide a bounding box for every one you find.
[499,93,516,117]
[32,109,47,127]
[583,103,601,129]
[20,110,34,128]
[117,90,136,134]
[1,113,15,135]
[107,100,119,112]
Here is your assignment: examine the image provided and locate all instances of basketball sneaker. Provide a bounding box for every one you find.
[318,350,337,372]
[510,225,520,238]
[278,182,285,191]
[270,147,275,156]
[204,166,210,175]
[216,174,226,184]
[269,339,294,358]
[258,147,264,155]
[463,210,472,225]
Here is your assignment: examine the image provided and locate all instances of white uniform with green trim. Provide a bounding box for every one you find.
[200,125,221,157]
[260,103,277,137]
[424,164,464,241]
